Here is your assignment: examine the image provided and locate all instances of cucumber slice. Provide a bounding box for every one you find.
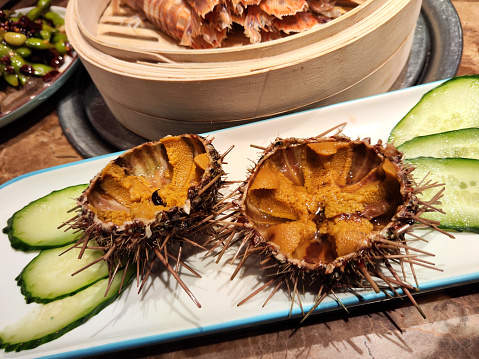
[407,157,479,233]
[17,242,109,304]
[0,266,134,352]
[3,184,87,251]
[397,128,479,159]
[389,75,479,146]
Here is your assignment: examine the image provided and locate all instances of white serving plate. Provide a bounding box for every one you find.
[1,80,479,359]
[0,7,79,129]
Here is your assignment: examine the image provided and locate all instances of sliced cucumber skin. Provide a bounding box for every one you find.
[0,266,135,352]
[16,242,109,304]
[407,157,479,233]
[389,75,479,146]
[397,128,479,160]
[2,184,87,251]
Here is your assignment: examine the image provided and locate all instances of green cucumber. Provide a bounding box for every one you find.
[407,157,479,233]
[17,242,109,304]
[0,266,134,352]
[389,75,479,146]
[3,184,87,251]
[397,128,479,160]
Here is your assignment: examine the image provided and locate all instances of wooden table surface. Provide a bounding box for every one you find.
[1,1,479,358]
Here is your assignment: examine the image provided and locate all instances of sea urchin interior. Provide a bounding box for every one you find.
[68,134,225,307]
[217,127,451,318]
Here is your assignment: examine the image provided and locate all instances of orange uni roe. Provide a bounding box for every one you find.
[245,138,403,268]
[92,136,209,226]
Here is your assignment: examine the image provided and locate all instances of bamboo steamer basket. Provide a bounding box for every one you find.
[99,28,415,139]
[65,0,422,140]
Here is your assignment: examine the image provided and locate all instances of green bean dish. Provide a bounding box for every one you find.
[0,0,73,113]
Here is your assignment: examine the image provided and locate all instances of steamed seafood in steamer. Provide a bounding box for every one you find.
[113,0,366,48]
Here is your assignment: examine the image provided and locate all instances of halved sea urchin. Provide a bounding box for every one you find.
[216,126,451,317]
[67,134,226,307]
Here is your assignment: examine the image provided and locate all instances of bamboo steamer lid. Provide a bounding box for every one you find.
[65,0,422,139]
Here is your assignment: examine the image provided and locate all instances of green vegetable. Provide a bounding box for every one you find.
[39,28,52,41]
[0,43,29,84]
[30,62,54,76]
[3,32,27,47]
[1,0,72,89]
[26,6,44,21]
[0,43,11,57]
[43,10,64,27]
[24,37,54,50]
[1,66,18,86]
[407,157,479,233]
[0,266,134,352]
[12,46,32,58]
[40,22,55,33]
[2,184,88,251]
[16,242,109,304]
[397,128,479,160]
[54,39,68,55]
[52,32,67,43]
[7,51,29,85]
[389,75,479,146]
[37,0,53,10]
[26,0,52,20]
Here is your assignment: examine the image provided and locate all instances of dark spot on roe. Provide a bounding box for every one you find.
[152,190,164,206]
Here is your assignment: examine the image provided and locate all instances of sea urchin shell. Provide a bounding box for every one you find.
[218,127,450,317]
[68,134,225,307]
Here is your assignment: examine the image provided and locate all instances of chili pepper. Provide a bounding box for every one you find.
[20,63,34,75]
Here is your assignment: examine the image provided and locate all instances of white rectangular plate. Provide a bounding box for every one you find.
[1,81,479,359]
